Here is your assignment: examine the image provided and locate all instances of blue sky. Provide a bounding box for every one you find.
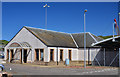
[2,2,118,41]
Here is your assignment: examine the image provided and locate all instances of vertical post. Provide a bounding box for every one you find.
[31,49,33,63]
[22,48,24,63]
[34,49,36,61]
[20,49,22,63]
[84,11,86,68]
[13,48,16,60]
[39,49,41,61]
[43,4,50,29]
[0,1,2,41]
[113,23,114,38]
[104,48,106,66]
[113,23,115,42]
[84,9,87,68]
[57,47,58,65]
[91,52,93,66]
[9,49,11,63]
[45,7,47,29]
[119,48,120,67]
[88,48,90,65]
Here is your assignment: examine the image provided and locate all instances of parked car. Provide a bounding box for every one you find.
[0,53,4,59]
[0,64,5,72]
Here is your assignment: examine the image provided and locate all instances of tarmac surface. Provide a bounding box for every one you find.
[2,63,119,75]
[0,59,6,64]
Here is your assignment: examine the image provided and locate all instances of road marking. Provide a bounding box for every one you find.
[79,68,118,75]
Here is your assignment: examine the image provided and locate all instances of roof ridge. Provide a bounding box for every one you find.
[72,32,90,34]
[24,26,70,35]
[24,26,92,35]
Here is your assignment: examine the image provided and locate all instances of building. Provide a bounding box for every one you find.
[4,26,103,65]
[0,44,5,59]
[92,36,120,67]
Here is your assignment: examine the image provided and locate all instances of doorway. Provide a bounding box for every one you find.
[35,49,39,61]
[10,49,14,61]
[40,49,44,61]
[50,49,54,61]
[23,49,27,63]
[68,50,72,60]
[60,49,63,61]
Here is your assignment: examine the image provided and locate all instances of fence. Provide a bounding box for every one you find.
[91,49,119,67]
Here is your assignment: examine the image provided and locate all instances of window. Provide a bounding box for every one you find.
[68,50,72,60]
[35,49,39,61]
[60,49,63,61]
[35,49,44,61]
[40,49,44,61]
[50,49,54,61]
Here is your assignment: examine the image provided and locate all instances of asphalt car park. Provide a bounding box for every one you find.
[2,63,118,75]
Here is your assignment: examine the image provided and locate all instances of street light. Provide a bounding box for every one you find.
[84,9,87,69]
[112,22,115,42]
[43,4,50,29]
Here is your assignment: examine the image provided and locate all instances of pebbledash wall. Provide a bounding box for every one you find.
[4,27,101,63]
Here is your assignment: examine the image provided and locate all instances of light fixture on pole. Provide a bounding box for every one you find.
[112,22,115,42]
[84,9,87,69]
[43,4,50,29]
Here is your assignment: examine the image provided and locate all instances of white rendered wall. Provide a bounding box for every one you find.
[4,27,47,62]
[48,47,78,62]
[78,48,100,61]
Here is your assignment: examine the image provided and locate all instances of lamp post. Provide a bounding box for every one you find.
[43,4,50,29]
[84,9,87,69]
[112,22,115,42]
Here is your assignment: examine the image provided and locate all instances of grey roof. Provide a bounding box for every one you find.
[92,36,120,48]
[72,33,103,47]
[90,34,103,42]
[25,27,76,48]
[24,26,103,48]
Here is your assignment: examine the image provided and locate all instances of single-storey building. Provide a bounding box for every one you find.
[0,44,5,59]
[4,26,103,65]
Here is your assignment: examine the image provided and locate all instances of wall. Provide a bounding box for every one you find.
[48,47,78,62]
[4,27,47,62]
[4,27,102,63]
[78,48,101,61]
[47,47,101,62]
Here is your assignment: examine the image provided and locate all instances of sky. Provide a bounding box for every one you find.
[2,2,119,41]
